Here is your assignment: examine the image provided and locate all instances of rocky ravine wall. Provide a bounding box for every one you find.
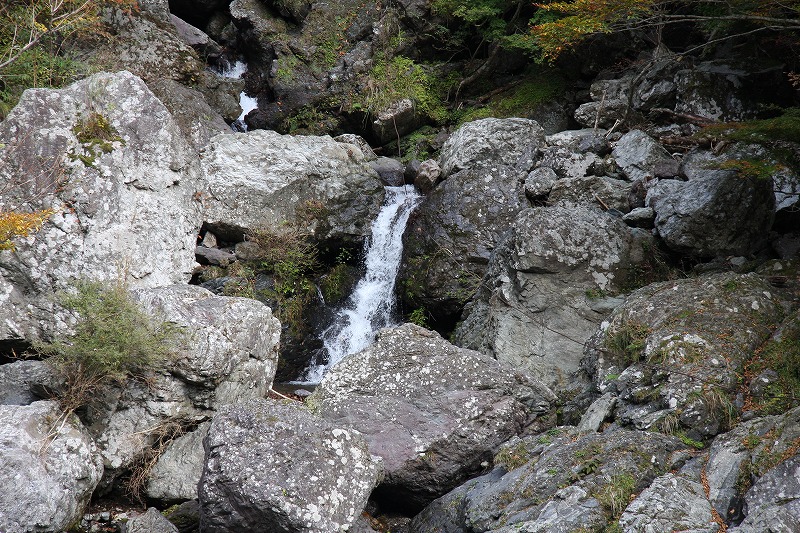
[0,66,798,533]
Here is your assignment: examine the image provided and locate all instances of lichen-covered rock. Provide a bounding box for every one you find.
[198,130,384,243]
[524,167,558,200]
[0,71,200,342]
[438,118,546,177]
[545,129,610,155]
[408,427,688,532]
[454,205,655,391]
[146,422,210,502]
[0,401,104,533]
[199,398,382,532]
[548,176,632,213]
[618,473,717,532]
[147,78,231,152]
[731,455,800,532]
[674,63,754,121]
[372,99,423,145]
[95,8,204,84]
[707,407,800,526]
[400,165,525,319]
[131,285,281,407]
[584,272,787,439]
[611,130,673,183]
[539,146,601,181]
[308,324,556,512]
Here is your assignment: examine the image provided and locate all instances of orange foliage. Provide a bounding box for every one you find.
[0,209,54,251]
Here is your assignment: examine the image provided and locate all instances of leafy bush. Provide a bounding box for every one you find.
[35,281,183,414]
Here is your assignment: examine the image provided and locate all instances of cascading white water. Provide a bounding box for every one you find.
[216,60,258,131]
[301,185,422,383]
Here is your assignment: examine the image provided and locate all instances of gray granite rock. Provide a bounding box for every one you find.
[309,324,556,512]
[199,398,382,532]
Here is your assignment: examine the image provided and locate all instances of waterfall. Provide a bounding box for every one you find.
[216,59,258,131]
[300,185,422,383]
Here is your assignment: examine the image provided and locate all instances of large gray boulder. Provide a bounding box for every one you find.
[647,150,775,258]
[454,205,655,391]
[0,71,200,343]
[0,401,104,533]
[438,118,546,177]
[199,398,382,532]
[400,165,526,318]
[198,130,385,242]
[308,324,556,511]
[584,272,787,439]
[408,427,688,532]
[147,78,231,152]
[87,285,280,485]
[732,456,800,532]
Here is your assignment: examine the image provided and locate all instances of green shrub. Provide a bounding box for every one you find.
[35,281,183,414]
[408,307,430,328]
[356,55,448,123]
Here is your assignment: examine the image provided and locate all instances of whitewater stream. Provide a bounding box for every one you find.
[216,59,258,131]
[300,185,422,383]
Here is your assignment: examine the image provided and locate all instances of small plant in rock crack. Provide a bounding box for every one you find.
[603,319,650,367]
[34,280,184,418]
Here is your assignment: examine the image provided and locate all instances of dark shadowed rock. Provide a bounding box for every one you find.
[369,156,406,186]
[199,398,382,532]
[0,360,57,405]
[400,165,525,319]
[308,324,556,512]
[648,150,775,258]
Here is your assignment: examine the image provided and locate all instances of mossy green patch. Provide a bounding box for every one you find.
[68,111,124,167]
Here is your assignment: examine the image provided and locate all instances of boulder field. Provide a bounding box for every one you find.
[0,8,799,530]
